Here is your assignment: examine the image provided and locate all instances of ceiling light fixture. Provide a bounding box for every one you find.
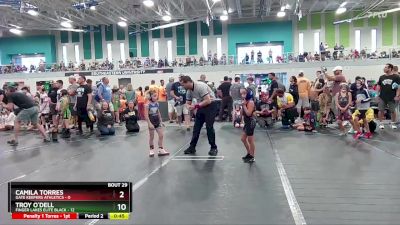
[9,28,22,35]
[90,5,96,10]
[339,1,347,8]
[220,15,228,21]
[60,21,72,28]
[143,0,154,7]
[277,11,286,17]
[119,17,127,21]
[336,7,347,14]
[162,15,172,21]
[117,21,127,27]
[27,9,39,16]
[212,0,221,2]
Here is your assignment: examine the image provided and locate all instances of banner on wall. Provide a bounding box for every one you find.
[65,68,174,77]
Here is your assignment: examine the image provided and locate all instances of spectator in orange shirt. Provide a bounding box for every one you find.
[158,79,167,102]
[149,80,159,93]
[296,71,311,118]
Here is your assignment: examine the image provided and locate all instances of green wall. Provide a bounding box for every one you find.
[140,24,150,57]
[382,14,394,46]
[164,27,173,38]
[105,24,114,41]
[0,35,56,64]
[189,22,198,55]
[176,24,185,55]
[324,12,335,47]
[228,21,293,56]
[128,26,137,57]
[82,28,91,60]
[338,12,350,48]
[201,22,210,36]
[93,26,103,59]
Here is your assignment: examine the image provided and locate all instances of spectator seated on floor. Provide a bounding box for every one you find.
[97,101,115,136]
[352,108,377,133]
[255,93,274,128]
[123,101,140,133]
[0,109,16,131]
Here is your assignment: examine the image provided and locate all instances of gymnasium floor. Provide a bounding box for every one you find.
[1,122,400,225]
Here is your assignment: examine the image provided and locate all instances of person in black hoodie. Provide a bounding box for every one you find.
[289,76,299,105]
[123,101,140,133]
[97,101,115,135]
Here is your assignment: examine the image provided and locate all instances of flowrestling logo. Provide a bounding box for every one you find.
[367,11,387,19]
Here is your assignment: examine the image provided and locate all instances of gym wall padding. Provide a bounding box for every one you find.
[83,27,92,60]
[368,16,379,27]
[338,12,350,48]
[382,14,393,46]
[71,31,80,43]
[0,35,57,63]
[201,21,210,36]
[60,31,69,43]
[140,24,150,57]
[152,24,161,38]
[311,13,321,30]
[105,24,114,41]
[176,24,185,55]
[128,26,138,57]
[164,27,173,38]
[297,16,308,30]
[352,11,365,28]
[324,12,335,47]
[397,15,400,46]
[94,26,103,59]
[189,22,198,55]
[116,25,126,41]
[213,20,222,35]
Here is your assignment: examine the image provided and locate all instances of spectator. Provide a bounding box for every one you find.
[136,87,145,120]
[246,77,257,100]
[97,101,115,135]
[123,100,140,133]
[171,75,190,130]
[96,77,113,111]
[158,79,167,102]
[67,76,79,128]
[255,92,274,128]
[230,75,244,116]
[326,66,346,116]
[289,76,299,105]
[125,84,136,103]
[217,76,233,122]
[377,63,400,129]
[199,74,207,83]
[268,73,279,99]
[276,89,297,129]
[165,77,175,123]
[297,71,311,117]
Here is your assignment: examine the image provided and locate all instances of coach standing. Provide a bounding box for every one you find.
[180,75,218,156]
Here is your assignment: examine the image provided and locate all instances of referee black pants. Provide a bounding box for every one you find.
[190,102,218,149]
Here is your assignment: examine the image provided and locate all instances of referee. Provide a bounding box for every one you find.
[180,75,219,156]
